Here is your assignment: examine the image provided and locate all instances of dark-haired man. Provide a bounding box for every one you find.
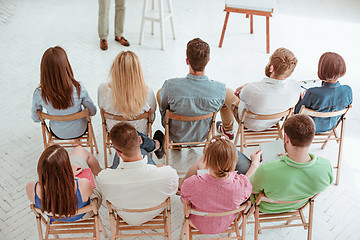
[158,38,226,143]
[246,114,333,213]
[91,122,178,225]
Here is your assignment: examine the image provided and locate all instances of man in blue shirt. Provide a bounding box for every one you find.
[157,38,226,143]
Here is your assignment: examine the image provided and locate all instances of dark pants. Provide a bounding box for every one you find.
[235,151,252,175]
[111,131,156,169]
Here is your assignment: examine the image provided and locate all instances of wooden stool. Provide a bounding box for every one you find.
[139,0,176,50]
[219,0,275,53]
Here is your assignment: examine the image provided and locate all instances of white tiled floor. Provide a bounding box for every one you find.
[0,0,360,239]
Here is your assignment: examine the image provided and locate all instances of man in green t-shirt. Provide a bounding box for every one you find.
[246,114,333,213]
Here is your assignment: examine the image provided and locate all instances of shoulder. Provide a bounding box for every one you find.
[98,83,110,96]
[32,87,42,98]
[26,181,37,203]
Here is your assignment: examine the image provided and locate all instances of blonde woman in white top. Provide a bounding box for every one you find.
[98,51,156,135]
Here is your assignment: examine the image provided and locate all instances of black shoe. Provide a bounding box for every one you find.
[153,130,165,159]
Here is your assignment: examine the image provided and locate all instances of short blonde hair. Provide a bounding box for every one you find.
[203,135,238,178]
[269,48,297,79]
[110,51,149,119]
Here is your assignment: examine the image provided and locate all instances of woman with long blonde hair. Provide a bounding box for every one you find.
[98,51,156,134]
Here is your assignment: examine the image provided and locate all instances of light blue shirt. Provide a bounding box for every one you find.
[160,74,226,143]
[31,82,97,139]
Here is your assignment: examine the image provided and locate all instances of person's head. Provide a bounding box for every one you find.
[318,52,346,82]
[110,122,141,159]
[203,135,238,178]
[110,51,149,119]
[37,144,77,218]
[284,114,315,149]
[186,38,210,73]
[40,46,81,110]
[265,48,298,80]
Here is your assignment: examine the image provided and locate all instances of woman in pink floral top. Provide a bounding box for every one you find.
[180,135,255,234]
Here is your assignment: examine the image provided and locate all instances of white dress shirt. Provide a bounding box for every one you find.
[238,77,301,131]
[96,156,178,226]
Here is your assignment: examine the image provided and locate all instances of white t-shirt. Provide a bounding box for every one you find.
[96,157,178,226]
[238,77,301,131]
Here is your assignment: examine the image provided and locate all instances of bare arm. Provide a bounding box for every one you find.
[245,150,262,178]
[234,83,249,98]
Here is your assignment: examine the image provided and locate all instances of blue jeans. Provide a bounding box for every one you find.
[111,131,156,169]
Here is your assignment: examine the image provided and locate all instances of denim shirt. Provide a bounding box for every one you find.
[31,82,97,139]
[295,82,352,133]
[160,74,226,143]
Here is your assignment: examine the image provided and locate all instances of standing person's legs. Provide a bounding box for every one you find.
[98,0,111,39]
[114,0,125,38]
[220,88,240,132]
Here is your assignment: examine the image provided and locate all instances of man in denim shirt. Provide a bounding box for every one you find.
[295,52,352,133]
[157,38,226,143]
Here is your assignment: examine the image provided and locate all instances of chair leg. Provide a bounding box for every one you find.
[99,216,108,238]
[299,209,308,230]
[94,215,100,240]
[91,125,99,154]
[250,14,253,34]
[254,208,260,240]
[151,0,155,35]
[266,16,270,53]
[139,0,148,45]
[179,218,186,240]
[167,0,176,39]
[219,11,230,47]
[307,200,315,240]
[159,0,165,50]
[335,137,344,186]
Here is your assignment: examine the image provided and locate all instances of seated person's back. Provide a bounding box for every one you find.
[31,46,97,139]
[238,48,301,131]
[159,38,226,143]
[181,136,252,234]
[295,52,352,133]
[250,114,333,213]
[98,51,156,134]
[97,123,178,225]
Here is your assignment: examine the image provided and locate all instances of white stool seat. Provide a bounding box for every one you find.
[226,0,275,12]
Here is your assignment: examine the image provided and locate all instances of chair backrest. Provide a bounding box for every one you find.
[107,197,169,214]
[106,198,171,239]
[165,109,217,165]
[181,201,251,239]
[37,108,90,122]
[299,105,351,119]
[185,201,251,218]
[101,109,152,125]
[36,108,98,154]
[30,200,103,240]
[254,192,317,206]
[240,107,293,122]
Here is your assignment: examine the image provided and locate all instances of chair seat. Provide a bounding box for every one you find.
[226,0,275,12]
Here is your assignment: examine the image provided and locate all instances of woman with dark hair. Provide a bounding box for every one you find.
[295,52,353,133]
[26,145,102,222]
[31,46,97,139]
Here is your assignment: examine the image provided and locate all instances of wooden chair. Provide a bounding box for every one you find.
[30,200,107,240]
[100,109,153,168]
[234,108,293,153]
[165,109,217,165]
[247,192,317,240]
[106,197,171,240]
[219,0,276,53]
[299,105,351,185]
[37,108,98,154]
[179,201,251,240]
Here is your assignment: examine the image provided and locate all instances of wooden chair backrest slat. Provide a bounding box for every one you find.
[299,105,351,118]
[165,109,216,122]
[107,198,169,213]
[101,109,152,122]
[241,108,293,122]
[187,201,251,218]
[37,109,90,122]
